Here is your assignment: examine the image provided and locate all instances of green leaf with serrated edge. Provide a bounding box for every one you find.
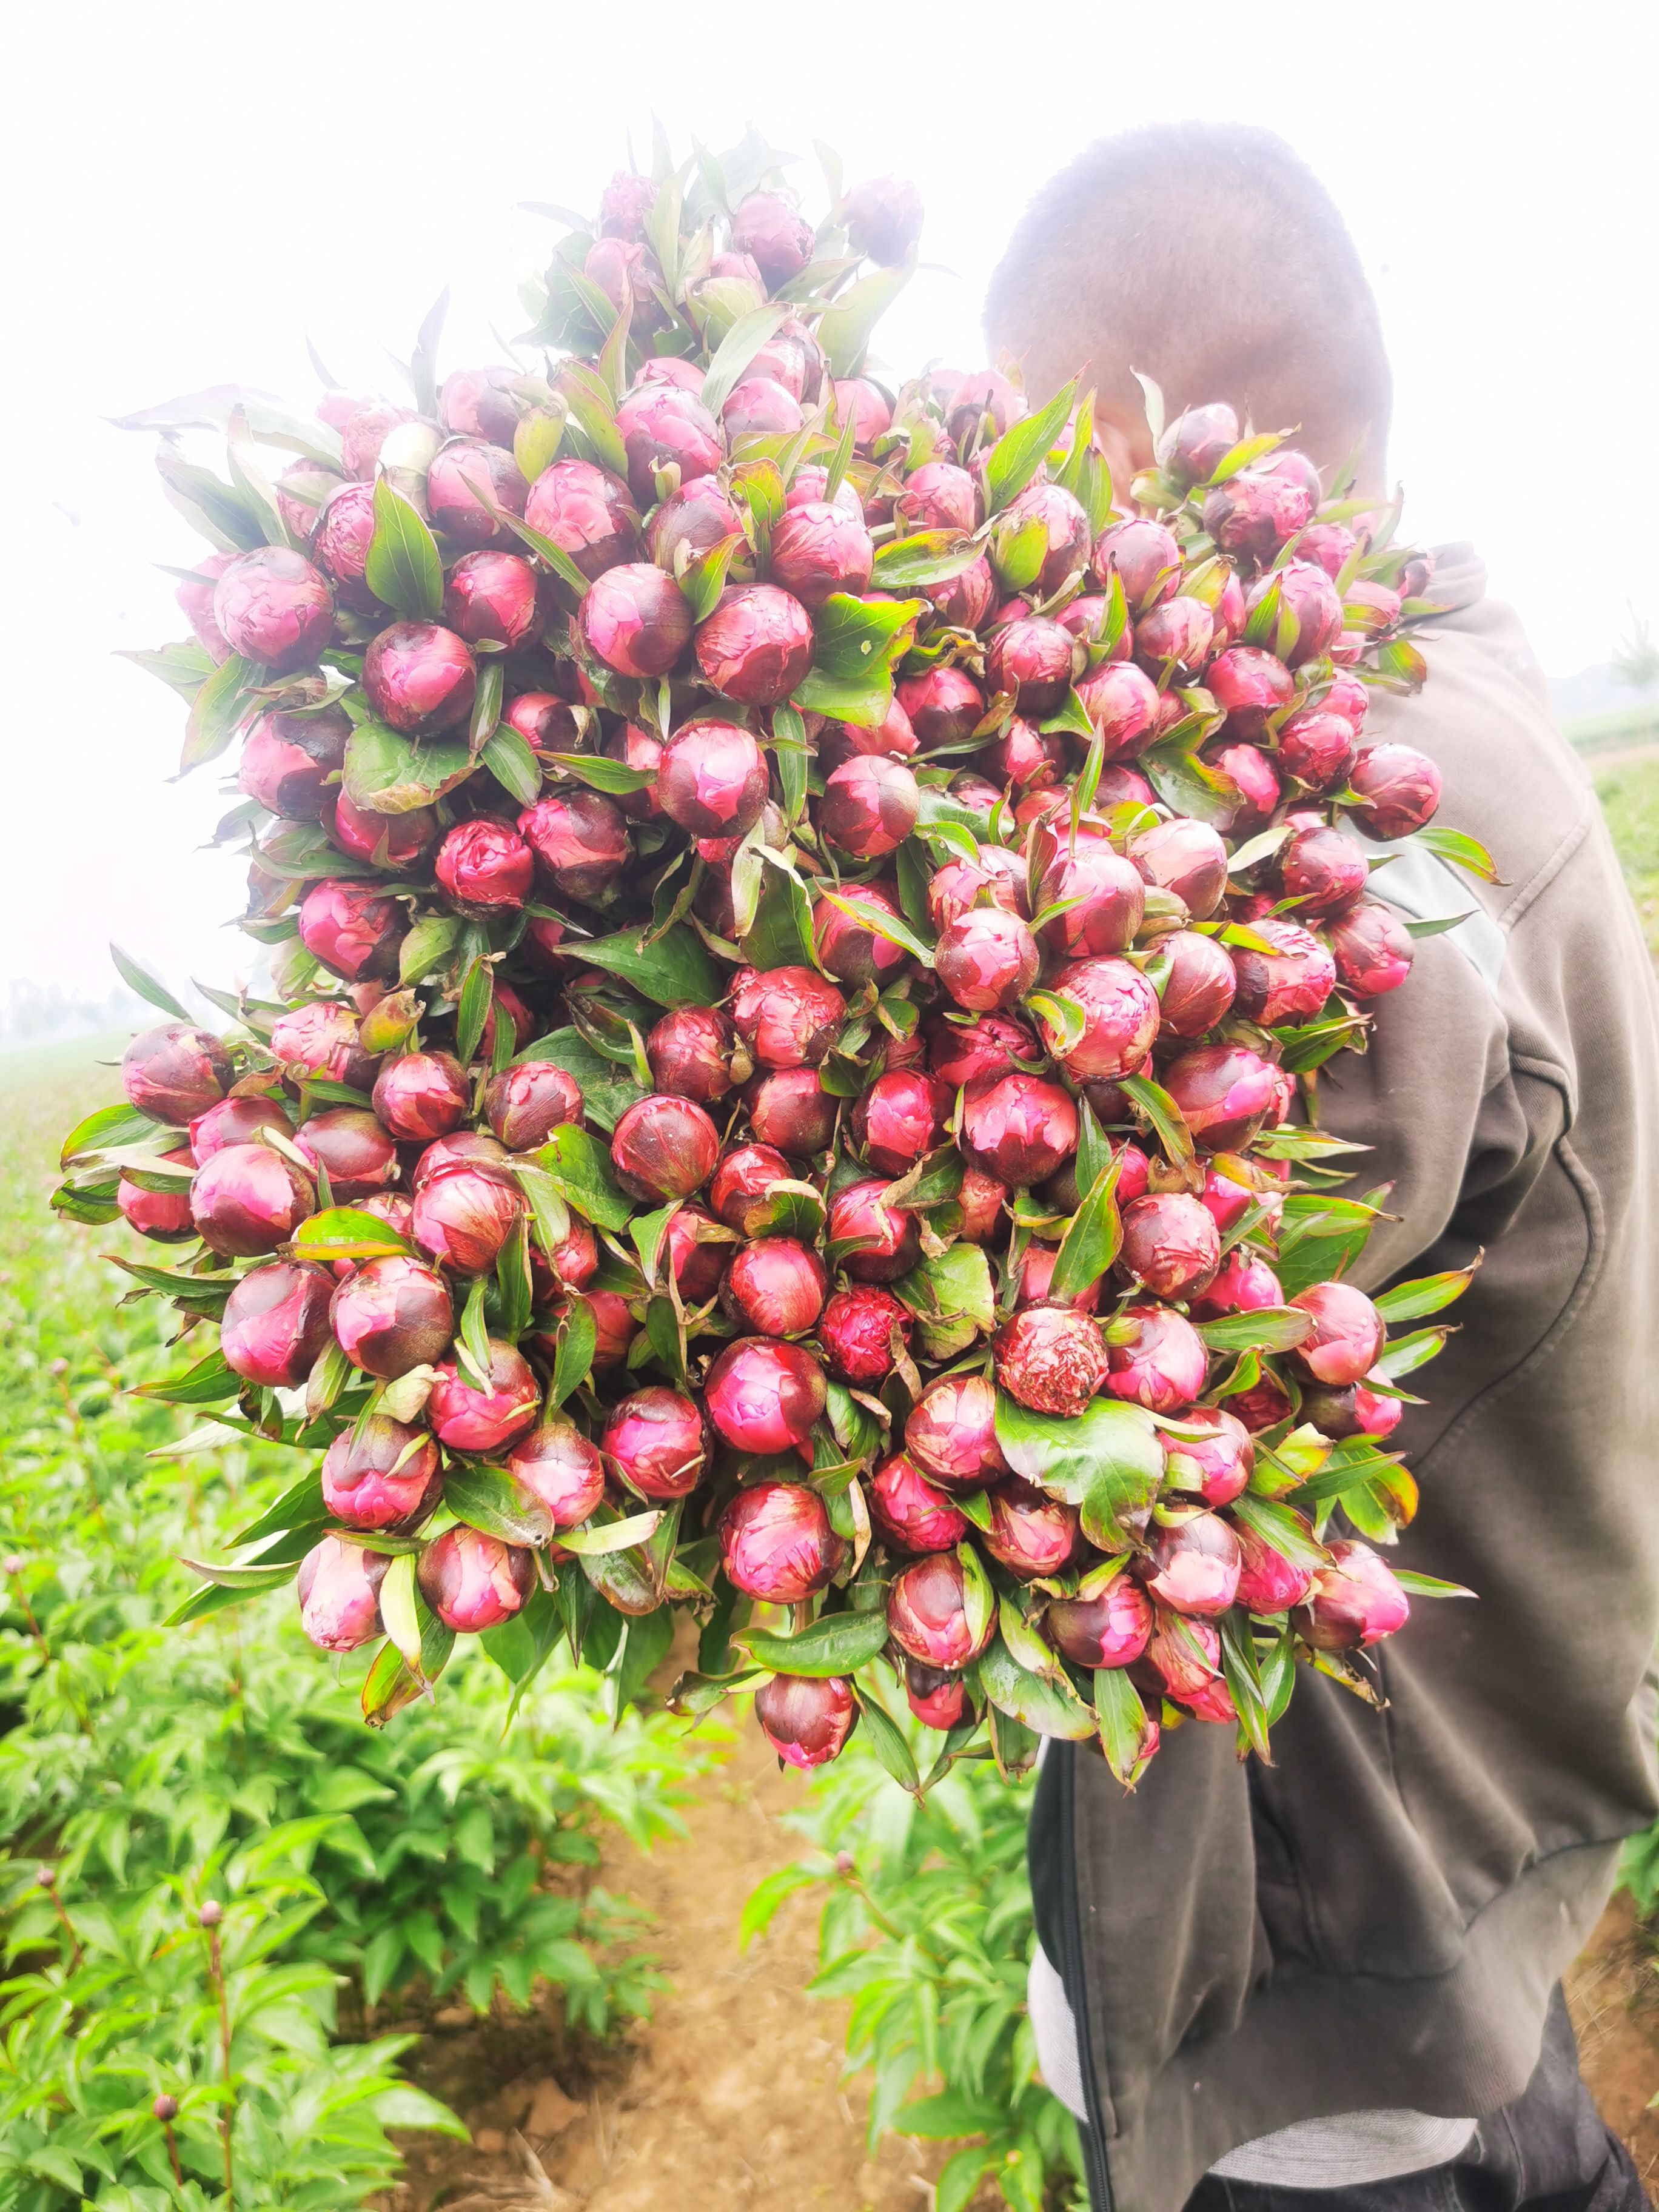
[1372,1326,1450,1381]
[344,720,473,813]
[851,1687,920,1794]
[1195,1306,1315,1353]
[537,1122,633,1232]
[982,381,1076,512]
[699,303,789,415]
[1121,1072,1197,1180]
[814,887,934,967]
[455,955,493,1067]
[364,481,443,620]
[736,1607,890,1677]
[994,1392,1162,1552]
[1093,1663,1151,1783]
[1390,1570,1476,1600]
[110,945,193,1022]
[515,1027,646,1133]
[292,1206,414,1261]
[481,724,540,805]
[559,1504,663,1557]
[551,1295,597,1406]
[1404,823,1502,883]
[445,1464,554,1549]
[869,531,979,589]
[976,1635,1095,1739]
[1048,1150,1124,1304]
[1373,1260,1480,1322]
[60,1102,166,1165]
[564,922,725,1008]
[181,651,258,772]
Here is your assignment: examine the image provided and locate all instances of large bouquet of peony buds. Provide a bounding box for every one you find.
[60,132,1489,1787]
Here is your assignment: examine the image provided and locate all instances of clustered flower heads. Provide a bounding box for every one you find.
[62,132,1482,1782]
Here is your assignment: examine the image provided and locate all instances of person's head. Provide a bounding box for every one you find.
[984,123,1390,491]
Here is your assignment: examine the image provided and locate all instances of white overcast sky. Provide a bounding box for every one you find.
[3,2,1655,1009]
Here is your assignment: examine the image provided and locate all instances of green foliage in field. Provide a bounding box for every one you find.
[1592,754,1659,960]
[0,1042,709,2209]
[745,1714,1085,2212]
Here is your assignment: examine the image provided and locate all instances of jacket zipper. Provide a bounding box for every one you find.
[1056,1740,1115,2211]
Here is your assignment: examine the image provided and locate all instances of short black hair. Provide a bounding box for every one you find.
[984,123,1391,475]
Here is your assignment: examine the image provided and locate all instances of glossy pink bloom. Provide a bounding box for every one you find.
[518,790,630,902]
[1278,709,1359,793]
[657,720,768,838]
[814,884,911,987]
[611,1095,720,1202]
[756,1674,856,1769]
[1074,661,1161,759]
[1296,1540,1411,1649]
[1208,647,1295,737]
[988,481,1091,597]
[298,1537,387,1652]
[507,1422,606,1530]
[321,1416,441,1530]
[1145,1611,1233,1721]
[580,561,692,677]
[895,460,980,535]
[1290,1282,1386,1387]
[241,703,352,820]
[695,586,814,705]
[427,438,528,548]
[418,1526,535,1632]
[935,908,1041,1013]
[820,1288,911,1385]
[1146,1515,1243,1620]
[116,1147,195,1241]
[1162,1044,1281,1153]
[332,789,435,867]
[412,1165,522,1273]
[904,1373,1007,1491]
[1156,402,1239,486]
[1118,1193,1222,1301]
[819,756,919,859]
[330,1254,454,1378]
[602,1388,708,1500]
[435,818,535,909]
[1190,1250,1284,1322]
[525,458,638,579]
[1014,1241,1099,1314]
[729,191,815,285]
[1038,957,1161,1082]
[614,383,722,506]
[887,1551,994,1669]
[769,501,874,606]
[220,1259,333,1388]
[993,1303,1111,1417]
[721,1239,828,1338]
[1130,818,1229,920]
[426,1340,540,1452]
[719,1481,845,1601]
[1036,840,1145,958]
[1105,1304,1209,1413]
[1202,468,1315,563]
[1091,518,1180,609]
[293,1107,398,1204]
[645,1008,741,1104]
[363,622,477,734]
[1235,1517,1319,1614]
[826,1178,920,1284]
[906,1660,968,1731]
[1047,1577,1154,1669]
[190,1143,315,1258]
[704,1338,827,1455]
[729,967,846,1069]
[123,1022,232,1125]
[959,1071,1078,1188]
[213,547,334,671]
[482,1061,583,1150]
[868,1450,968,1553]
[982,1475,1079,1578]
[926,1010,1036,1089]
[1329,901,1415,997]
[897,664,985,746]
[298,880,406,984]
[852,1070,949,1176]
[1349,744,1443,839]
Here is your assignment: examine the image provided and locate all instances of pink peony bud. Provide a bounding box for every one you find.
[615,384,723,507]
[220,1259,333,1388]
[988,481,1091,597]
[1162,1407,1254,1509]
[657,719,768,838]
[1144,1610,1232,1720]
[662,1205,728,1304]
[934,909,1041,1014]
[1296,1538,1410,1649]
[756,1673,856,1769]
[1190,1250,1284,1322]
[116,1146,196,1240]
[888,1550,993,1669]
[322,1415,441,1530]
[580,561,692,678]
[601,1387,708,1500]
[1202,468,1315,564]
[820,1289,911,1386]
[729,192,815,286]
[419,1526,534,1634]
[842,174,923,264]
[959,1071,1078,1188]
[729,966,846,1070]
[298,1537,387,1651]
[481,1061,583,1150]
[426,1341,539,1452]
[1329,900,1414,997]
[525,458,638,580]
[1135,595,1215,676]
[1208,647,1295,737]
[176,552,235,660]
[213,547,334,672]
[904,1373,1007,1490]
[440,364,525,443]
[1290,1281,1384,1387]
[897,663,985,747]
[826,1177,921,1284]
[1074,661,1161,760]
[122,1023,231,1126]
[1279,825,1369,919]
[833,377,893,450]
[905,1658,968,1731]
[985,617,1076,715]
[241,703,352,821]
[982,1475,1079,1578]
[190,1143,313,1258]
[1037,956,1161,1082]
[1231,917,1338,1026]
[1159,930,1238,1039]
[363,622,477,736]
[331,790,436,868]
[869,1450,968,1553]
[442,549,540,648]
[695,586,814,705]
[748,1068,837,1156]
[506,1421,606,1529]
[1092,518,1181,609]
[895,460,980,535]
[1014,1240,1099,1313]
[1349,743,1443,839]
[814,884,911,988]
[518,789,630,902]
[1035,840,1145,959]
[1234,1517,1319,1613]
[852,1070,949,1177]
[926,1011,1036,1090]
[1155,402,1239,486]
[819,756,919,859]
[704,1337,827,1455]
[768,502,874,607]
[298,880,405,984]
[1105,1304,1208,1414]
[330,1253,454,1378]
[1162,1044,1281,1153]
[1212,741,1282,833]
[1118,1193,1222,1301]
[293,1107,398,1204]
[412,1165,521,1273]
[310,481,381,613]
[993,1303,1111,1418]
[720,1238,828,1338]
[720,1481,846,1601]
[370,1054,468,1142]
[1130,818,1228,920]
[269,1002,376,1092]
[426,438,528,548]
[1048,1577,1154,1668]
[710,1143,794,1233]
[611,1094,720,1202]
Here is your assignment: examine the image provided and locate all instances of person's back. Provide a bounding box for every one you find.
[985,123,1659,2212]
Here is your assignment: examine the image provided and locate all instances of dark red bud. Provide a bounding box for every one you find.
[213,546,334,672]
[330,1253,454,1378]
[418,1526,534,1633]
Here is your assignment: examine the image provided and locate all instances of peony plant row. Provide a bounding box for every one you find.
[58,132,1488,1791]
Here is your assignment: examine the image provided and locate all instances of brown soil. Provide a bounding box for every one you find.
[374,1706,1659,2212]
[377,1711,948,2212]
